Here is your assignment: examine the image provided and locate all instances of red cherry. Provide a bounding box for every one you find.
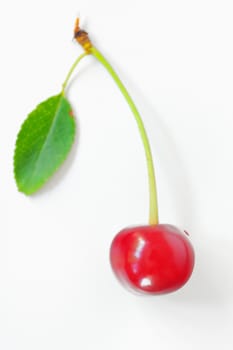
[110,224,195,295]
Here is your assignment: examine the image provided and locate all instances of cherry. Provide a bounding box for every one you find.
[73,19,195,295]
[110,224,194,295]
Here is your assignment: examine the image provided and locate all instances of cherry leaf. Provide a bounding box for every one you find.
[14,93,76,195]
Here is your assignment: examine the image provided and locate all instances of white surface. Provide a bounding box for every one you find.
[0,0,233,349]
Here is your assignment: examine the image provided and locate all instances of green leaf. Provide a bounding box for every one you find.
[14,93,76,195]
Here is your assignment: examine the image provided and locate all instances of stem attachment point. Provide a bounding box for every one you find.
[74,18,92,52]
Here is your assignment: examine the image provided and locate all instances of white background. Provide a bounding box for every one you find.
[0,0,233,349]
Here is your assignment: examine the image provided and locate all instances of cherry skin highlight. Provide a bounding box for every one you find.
[110,224,195,295]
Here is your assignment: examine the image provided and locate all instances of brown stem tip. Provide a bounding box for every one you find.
[74,18,92,52]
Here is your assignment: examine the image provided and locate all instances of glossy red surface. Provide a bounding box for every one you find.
[110,224,195,295]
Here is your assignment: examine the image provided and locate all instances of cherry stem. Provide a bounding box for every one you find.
[90,46,159,225]
[62,52,89,94]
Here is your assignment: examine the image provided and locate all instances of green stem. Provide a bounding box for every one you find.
[62,52,89,94]
[90,46,159,225]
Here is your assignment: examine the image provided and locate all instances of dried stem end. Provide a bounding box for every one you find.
[74,18,92,52]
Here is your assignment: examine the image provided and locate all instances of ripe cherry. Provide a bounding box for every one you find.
[110,224,194,295]
[73,19,195,295]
